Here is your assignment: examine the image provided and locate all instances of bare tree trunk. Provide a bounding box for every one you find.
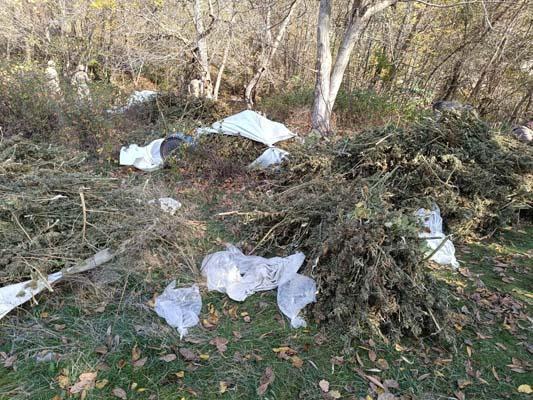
[311,0,333,134]
[194,0,210,80]
[214,33,231,100]
[312,0,398,134]
[244,0,300,109]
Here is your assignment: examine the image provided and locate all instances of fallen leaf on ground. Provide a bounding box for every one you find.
[133,357,147,368]
[219,381,228,394]
[368,350,377,362]
[131,345,141,362]
[319,379,330,392]
[491,366,500,381]
[384,379,399,389]
[175,371,185,378]
[457,379,472,389]
[199,353,210,361]
[210,337,229,354]
[3,355,17,368]
[257,367,275,396]
[454,390,465,400]
[70,372,97,394]
[291,356,304,368]
[95,346,108,355]
[95,379,109,389]
[57,374,69,389]
[377,358,389,370]
[112,387,127,399]
[518,384,532,394]
[179,348,198,361]
[329,390,342,399]
[377,393,396,400]
[159,354,177,362]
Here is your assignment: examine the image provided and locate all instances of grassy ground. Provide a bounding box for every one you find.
[1,169,531,400]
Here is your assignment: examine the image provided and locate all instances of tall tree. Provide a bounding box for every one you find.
[312,0,399,134]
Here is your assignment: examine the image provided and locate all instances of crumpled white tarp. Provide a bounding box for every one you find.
[200,110,295,147]
[277,274,316,328]
[201,245,305,302]
[416,205,459,269]
[148,197,182,215]
[119,138,164,172]
[248,147,289,169]
[154,281,202,339]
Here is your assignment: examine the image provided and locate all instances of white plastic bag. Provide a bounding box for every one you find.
[201,245,305,301]
[154,282,202,338]
[277,274,316,328]
[416,205,459,269]
[248,147,289,169]
[119,138,164,172]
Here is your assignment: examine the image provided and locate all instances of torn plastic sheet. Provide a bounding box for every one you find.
[154,281,202,338]
[248,147,289,169]
[277,274,316,328]
[198,110,295,146]
[416,205,459,268]
[0,249,114,320]
[108,90,157,113]
[119,138,164,172]
[201,245,305,302]
[148,197,182,215]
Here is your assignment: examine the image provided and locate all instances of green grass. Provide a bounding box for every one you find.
[1,190,531,399]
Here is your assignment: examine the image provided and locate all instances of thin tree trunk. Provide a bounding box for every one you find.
[244,0,300,109]
[312,0,398,134]
[194,0,210,80]
[311,0,333,134]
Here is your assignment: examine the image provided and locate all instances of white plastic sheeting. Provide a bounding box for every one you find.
[108,90,157,113]
[201,245,315,328]
[200,110,295,146]
[119,138,164,172]
[0,272,62,320]
[0,249,114,320]
[277,274,316,328]
[148,197,182,215]
[416,205,459,269]
[154,282,202,339]
[201,245,305,302]
[249,147,289,169]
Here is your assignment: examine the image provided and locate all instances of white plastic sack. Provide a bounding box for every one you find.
[154,281,202,339]
[148,197,182,215]
[119,138,164,172]
[248,147,289,169]
[127,90,157,107]
[200,110,295,146]
[416,205,459,269]
[277,274,316,328]
[201,245,305,301]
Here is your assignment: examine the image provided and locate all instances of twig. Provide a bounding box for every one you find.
[422,235,450,263]
[79,191,87,243]
[11,212,32,242]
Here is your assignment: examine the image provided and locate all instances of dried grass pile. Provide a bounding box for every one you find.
[0,136,197,285]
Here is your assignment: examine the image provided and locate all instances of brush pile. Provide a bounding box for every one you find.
[236,115,532,339]
[335,114,533,236]
[0,136,188,285]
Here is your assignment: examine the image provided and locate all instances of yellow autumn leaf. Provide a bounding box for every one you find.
[518,385,532,394]
[219,381,228,394]
[199,354,210,361]
[175,371,185,378]
[95,379,109,389]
